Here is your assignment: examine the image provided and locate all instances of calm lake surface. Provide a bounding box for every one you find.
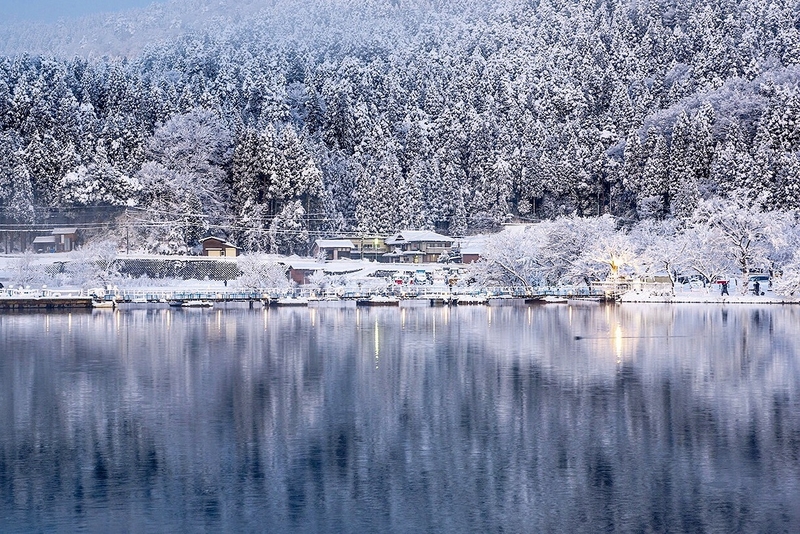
[1,304,799,533]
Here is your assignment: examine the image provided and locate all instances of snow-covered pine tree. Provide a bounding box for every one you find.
[668,110,700,219]
[636,128,671,218]
[0,135,35,224]
[268,200,308,256]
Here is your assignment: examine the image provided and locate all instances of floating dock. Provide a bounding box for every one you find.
[0,297,94,310]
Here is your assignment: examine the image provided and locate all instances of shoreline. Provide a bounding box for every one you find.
[1,293,798,311]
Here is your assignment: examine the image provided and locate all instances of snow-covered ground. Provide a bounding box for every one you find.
[619,286,797,304]
[2,253,798,304]
[0,252,458,292]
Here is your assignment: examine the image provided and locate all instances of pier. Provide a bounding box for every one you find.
[0,297,94,310]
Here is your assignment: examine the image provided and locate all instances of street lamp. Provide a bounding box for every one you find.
[373,238,379,263]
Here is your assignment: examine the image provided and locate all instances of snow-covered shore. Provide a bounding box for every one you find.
[3,253,799,305]
[619,289,798,304]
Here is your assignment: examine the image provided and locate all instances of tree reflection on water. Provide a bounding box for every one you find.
[0,304,798,532]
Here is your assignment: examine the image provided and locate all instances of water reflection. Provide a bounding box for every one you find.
[0,305,799,532]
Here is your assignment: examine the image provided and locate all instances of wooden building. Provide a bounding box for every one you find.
[200,237,239,257]
[384,231,453,263]
[52,228,78,252]
[312,239,356,261]
[351,236,388,261]
[32,228,79,253]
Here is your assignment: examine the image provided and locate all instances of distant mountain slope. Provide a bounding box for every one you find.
[0,0,467,58]
[0,0,275,57]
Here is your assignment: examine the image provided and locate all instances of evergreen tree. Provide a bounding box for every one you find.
[669,110,700,219]
[0,136,35,223]
[269,200,308,255]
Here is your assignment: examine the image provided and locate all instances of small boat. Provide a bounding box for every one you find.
[92,299,116,309]
[428,294,453,306]
[169,299,214,308]
[356,295,400,306]
[271,297,309,307]
[541,295,568,303]
[566,296,603,304]
[455,294,488,305]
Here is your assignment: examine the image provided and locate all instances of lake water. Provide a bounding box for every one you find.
[1,304,799,532]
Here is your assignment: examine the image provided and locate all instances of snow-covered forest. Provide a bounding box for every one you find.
[1,0,800,254]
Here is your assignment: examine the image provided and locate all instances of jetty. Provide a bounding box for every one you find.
[0,297,94,310]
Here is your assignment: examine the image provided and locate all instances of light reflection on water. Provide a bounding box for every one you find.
[0,304,799,532]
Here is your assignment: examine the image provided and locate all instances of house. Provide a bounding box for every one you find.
[312,239,355,261]
[282,259,363,284]
[200,237,239,257]
[455,235,487,264]
[384,230,453,263]
[351,236,389,261]
[288,265,314,284]
[52,228,78,252]
[32,228,79,253]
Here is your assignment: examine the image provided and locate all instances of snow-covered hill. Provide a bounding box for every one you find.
[1,0,799,255]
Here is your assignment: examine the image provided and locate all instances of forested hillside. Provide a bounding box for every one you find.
[1,0,800,253]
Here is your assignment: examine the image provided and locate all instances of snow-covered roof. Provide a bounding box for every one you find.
[33,236,57,244]
[200,236,238,248]
[281,258,362,274]
[456,235,487,255]
[52,228,77,235]
[385,230,452,245]
[314,239,355,249]
[280,258,325,270]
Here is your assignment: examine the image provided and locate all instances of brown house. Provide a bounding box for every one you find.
[283,259,364,285]
[312,239,355,261]
[53,228,78,252]
[453,235,485,264]
[32,228,79,253]
[200,237,239,257]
